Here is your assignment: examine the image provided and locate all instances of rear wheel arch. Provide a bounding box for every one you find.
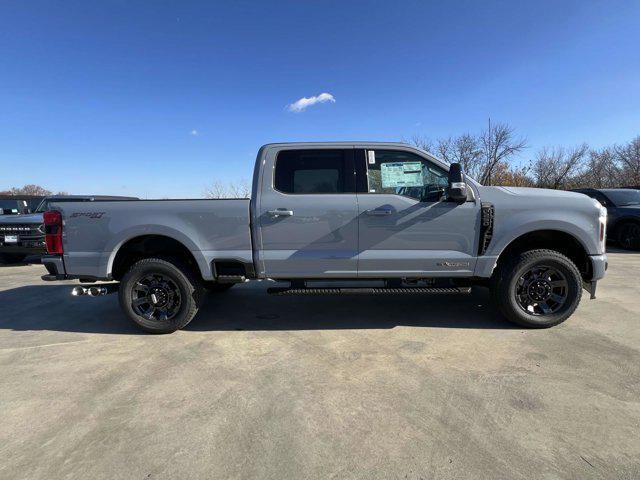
[110,234,204,281]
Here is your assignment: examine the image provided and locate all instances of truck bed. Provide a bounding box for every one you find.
[53,199,252,280]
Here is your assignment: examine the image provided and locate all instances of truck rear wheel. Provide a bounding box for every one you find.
[490,249,582,328]
[118,257,204,334]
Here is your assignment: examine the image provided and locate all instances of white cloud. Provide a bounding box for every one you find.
[286,92,335,113]
[190,129,199,136]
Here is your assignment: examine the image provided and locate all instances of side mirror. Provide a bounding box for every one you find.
[447,163,467,202]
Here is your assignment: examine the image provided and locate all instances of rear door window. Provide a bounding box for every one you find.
[274,149,353,194]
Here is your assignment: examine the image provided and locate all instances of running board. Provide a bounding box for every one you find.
[267,286,472,296]
[217,275,246,284]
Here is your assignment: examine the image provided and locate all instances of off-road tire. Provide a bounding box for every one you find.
[119,257,204,334]
[490,249,582,328]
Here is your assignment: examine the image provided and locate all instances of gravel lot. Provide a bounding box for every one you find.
[1,250,639,479]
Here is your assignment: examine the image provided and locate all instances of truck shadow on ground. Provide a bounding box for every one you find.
[188,284,516,331]
[0,255,42,268]
[0,283,517,335]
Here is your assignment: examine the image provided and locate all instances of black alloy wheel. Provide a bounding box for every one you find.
[490,249,582,328]
[119,257,203,333]
[131,273,182,322]
[515,265,568,316]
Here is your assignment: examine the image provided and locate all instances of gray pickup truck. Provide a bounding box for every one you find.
[41,143,608,333]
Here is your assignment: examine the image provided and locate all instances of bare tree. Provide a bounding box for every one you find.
[533,144,588,189]
[492,162,534,187]
[406,124,640,189]
[228,178,251,198]
[406,134,434,153]
[204,179,251,199]
[437,134,484,179]
[478,120,528,185]
[616,136,640,186]
[577,147,620,188]
[1,184,52,196]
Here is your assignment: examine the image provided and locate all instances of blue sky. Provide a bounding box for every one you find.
[1,0,639,198]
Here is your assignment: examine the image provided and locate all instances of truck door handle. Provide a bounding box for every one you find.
[366,208,392,216]
[268,209,294,217]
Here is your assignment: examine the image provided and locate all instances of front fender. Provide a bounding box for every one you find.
[486,219,597,258]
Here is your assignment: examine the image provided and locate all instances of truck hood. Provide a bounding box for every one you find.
[495,186,585,199]
[0,213,44,224]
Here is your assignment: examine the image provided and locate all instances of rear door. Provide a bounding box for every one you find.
[256,147,359,278]
[356,148,480,277]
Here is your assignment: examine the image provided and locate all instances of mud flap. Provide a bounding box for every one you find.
[583,280,597,300]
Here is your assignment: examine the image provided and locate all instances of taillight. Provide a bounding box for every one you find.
[43,210,63,254]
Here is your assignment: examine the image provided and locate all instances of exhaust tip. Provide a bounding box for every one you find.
[88,286,107,297]
[71,286,87,296]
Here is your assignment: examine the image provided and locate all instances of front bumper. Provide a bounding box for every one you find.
[589,254,608,281]
[583,254,608,300]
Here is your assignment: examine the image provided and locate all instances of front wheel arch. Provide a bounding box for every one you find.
[494,229,591,281]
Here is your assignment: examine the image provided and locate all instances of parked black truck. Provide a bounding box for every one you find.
[572,188,640,250]
[0,195,46,215]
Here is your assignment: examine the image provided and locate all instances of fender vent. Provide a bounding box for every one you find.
[478,202,494,256]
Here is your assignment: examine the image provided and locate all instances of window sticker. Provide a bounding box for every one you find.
[380,162,423,188]
[367,150,376,164]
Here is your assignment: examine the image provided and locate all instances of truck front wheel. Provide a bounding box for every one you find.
[490,249,582,328]
[119,257,204,334]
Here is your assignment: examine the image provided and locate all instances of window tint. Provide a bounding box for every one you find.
[275,150,348,194]
[366,150,448,201]
[605,189,640,206]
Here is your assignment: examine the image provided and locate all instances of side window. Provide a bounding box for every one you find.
[274,149,349,194]
[366,150,448,201]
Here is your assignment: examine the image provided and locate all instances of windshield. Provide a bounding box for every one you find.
[606,190,640,207]
[0,200,27,214]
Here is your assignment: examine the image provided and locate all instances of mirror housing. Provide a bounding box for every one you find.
[447,163,467,202]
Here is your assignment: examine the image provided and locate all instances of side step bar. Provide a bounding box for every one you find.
[217,275,246,284]
[267,286,472,296]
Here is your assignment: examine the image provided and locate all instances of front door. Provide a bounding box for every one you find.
[356,148,480,278]
[257,147,359,278]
